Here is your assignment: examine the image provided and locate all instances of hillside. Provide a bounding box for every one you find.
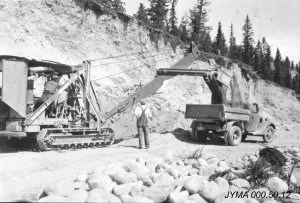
[0,0,299,138]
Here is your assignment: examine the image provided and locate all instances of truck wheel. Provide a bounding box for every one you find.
[195,130,207,143]
[227,126,242,146]
[263,126,275,143]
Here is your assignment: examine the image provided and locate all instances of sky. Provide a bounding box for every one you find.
[125,0,300,63]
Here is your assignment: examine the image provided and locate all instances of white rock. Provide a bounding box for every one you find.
[184,175,207,194]
[214,177,229,194]
[38,195,65,202]
[113,181,142,196]
[86,189,121,203]
[74,173,88,182]
[198,165,217,177]
[199,181,221,201]
[188,193,207,203]
[43,178,75,197]
[164,150,174,164]
[266,177,288,194]
[143,183,173,203]
[197,158,208,167]
[168,190,189,203]
[120,194,154,203]
[110,172,137,184]
[123,159,139,172]
[218,161,230,170]
[290,175,297,184]
[146,157,164,168]
[136,157,146,166]
[64,189,89,202]
[102,164,126,177]
[230,178,250,189]
[87,174,113,191]
[288,147,300,156]
[139,175,154,187]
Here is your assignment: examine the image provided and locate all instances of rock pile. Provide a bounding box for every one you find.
[38,150,300,203]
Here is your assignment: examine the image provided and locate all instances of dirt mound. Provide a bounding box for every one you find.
[0,0,299,139]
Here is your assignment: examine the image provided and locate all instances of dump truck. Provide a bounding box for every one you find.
[156,63,276,146]
[0,56,114,150]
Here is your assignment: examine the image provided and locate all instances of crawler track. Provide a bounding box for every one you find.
[37,127,115,151]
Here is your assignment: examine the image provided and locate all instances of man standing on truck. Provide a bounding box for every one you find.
[133,99,152,149]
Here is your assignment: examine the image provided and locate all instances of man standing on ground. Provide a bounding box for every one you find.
[133,99,152,149]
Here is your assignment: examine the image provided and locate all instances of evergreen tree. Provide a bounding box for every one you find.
[169,0,179,35]
[284,57,292,88]
[262,45,273,80]
[228,24,237,59]
[189,0,211,47]
[242,15,254,65]
[136,3,150,25]
[274,48,284,86]
[147,0,169,29]
[112,0,126,14]
[179,16,189,43]
[253,40,263,76]
[212,22,227,55]
[202,32,212,53]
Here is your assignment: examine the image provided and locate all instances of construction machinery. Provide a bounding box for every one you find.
[0,56,114,150]
[105,43,276,146]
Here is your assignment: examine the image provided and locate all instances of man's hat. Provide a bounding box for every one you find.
[140,99,146,105]
[52,74,59,79]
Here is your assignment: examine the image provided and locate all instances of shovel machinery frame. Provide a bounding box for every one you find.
[0,56,114,150]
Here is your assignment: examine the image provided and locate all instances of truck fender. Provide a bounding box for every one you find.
[223,121,242,132]
[253,121,276,135]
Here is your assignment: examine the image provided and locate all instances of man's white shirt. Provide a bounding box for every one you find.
[134,105,152,119]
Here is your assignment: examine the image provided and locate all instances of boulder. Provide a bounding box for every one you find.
[184,159,199,168]
[157,172,175,184]
[86,189,121,203]
[188,168,198,176]
[206,157,219,166]
[87,174,113,190]
[110,172,137,184]
[176,159,185,166]
[132,166,151,179]
[290,175,297,184]
[74,173,88,182]
[43,178,75,197]
[168,190,189,203]
[136,157,146,166]
[288,147,300,156]
[164,150,174,164]
[139,175,154,187]
[73,182,89,190]
[64,189,89,202]
[184,175,207,194]
[143,183,173,203]
[130,184,143,197]
[146,157,164,169]
[199,181,221,201]
[113,181,142,196]
[89,165,105,175]
[188,193,207,203]
[198,165,217,177]
[197,158,208,167]
[266,177,288,194]
[123,159,139,172]
[102,164,126,177]
[230,178,250,189]
[218,161,230,170]
[166,167,180,179]
[38,195,65,202]
[120,194,154,203]
[214,177,229,193]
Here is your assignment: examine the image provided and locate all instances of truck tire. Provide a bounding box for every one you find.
[263,126,275,143]
[227,126,242,146]
[242,133,248,142]
[195,130,207,143]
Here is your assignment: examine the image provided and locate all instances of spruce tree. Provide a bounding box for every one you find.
[136,3,150,25]
[229,24,237,59]
[253,40,263,76]
[189,0,211,47]
[112,0,126,14]
[274,48,283,86]
[212,22,227,55]
[242,15,254,65]
[284,57,292,88]
[262,45,273,80]
[169,0,179,35]
[202,32,212,53]
[147,0,169,29]
[179,16,189,43]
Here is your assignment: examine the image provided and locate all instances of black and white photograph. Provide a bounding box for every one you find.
[0,0,299,202]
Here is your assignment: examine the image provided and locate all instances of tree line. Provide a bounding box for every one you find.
[95,0,300,93]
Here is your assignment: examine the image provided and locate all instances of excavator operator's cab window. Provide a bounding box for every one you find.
[252,103,259,113]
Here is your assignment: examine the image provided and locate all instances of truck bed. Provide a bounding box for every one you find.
[185,104,250,122]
